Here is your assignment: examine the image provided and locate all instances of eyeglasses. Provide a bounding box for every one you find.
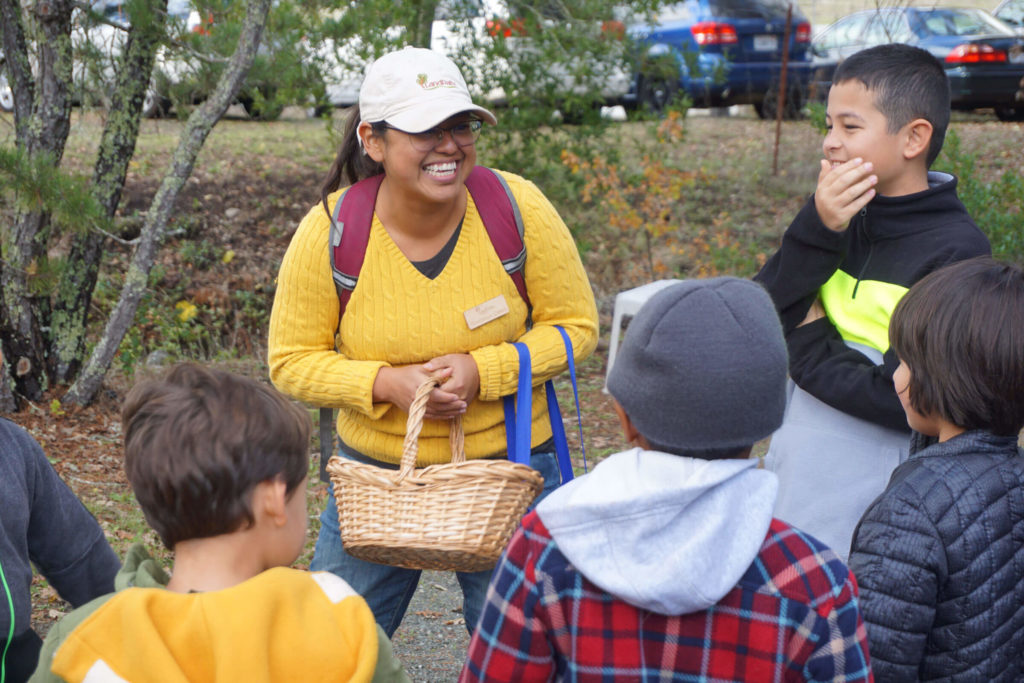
[385,119,483,152]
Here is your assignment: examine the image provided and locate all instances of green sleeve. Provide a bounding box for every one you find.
[370,624,412,683]
[28,595,111,683]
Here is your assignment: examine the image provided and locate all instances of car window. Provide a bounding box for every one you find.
[996,0,1024,28]
[708,0,792,20]
[862,11,911,44]
[816,13,870,50]
[918,9,1010,37]
[99,2,129,27]
[654,2,695,23]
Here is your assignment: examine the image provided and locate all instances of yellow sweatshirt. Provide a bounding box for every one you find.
[48,568,383,683]
[268,169,598,465]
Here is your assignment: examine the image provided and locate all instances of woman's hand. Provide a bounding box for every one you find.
[424,353,480,407]
[372,364,467,420]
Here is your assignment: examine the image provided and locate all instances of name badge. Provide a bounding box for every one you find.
[464,295,510,330]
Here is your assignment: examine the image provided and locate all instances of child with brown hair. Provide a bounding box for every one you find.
[848,258,1024,680]
[754,43,990,558]
[31,364,408,683]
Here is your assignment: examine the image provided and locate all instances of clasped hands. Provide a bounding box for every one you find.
[372,353,480,420]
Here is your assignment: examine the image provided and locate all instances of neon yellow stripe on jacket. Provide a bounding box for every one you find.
[819,270,908,353]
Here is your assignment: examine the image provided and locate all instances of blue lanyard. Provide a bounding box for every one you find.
[502,326,585,482]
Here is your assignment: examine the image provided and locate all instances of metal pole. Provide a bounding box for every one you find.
[772,2,794,176]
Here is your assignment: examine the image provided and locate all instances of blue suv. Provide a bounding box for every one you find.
[625,0,813,118]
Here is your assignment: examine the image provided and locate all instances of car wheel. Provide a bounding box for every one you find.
[994,106,1024,122]
[756,81,806,120]
[141,88,170,119]
[637,75,678,115]
[240,87,283,122]
[1,69,15,112]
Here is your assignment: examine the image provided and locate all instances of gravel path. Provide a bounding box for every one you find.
[389,570,471,681]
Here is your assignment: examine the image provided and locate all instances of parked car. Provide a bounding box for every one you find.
[319,0,632,112]
[74,0,336,120]
[995,0,1024,35]
[809,7,1024,121]
[71,0,195,117]
[623,0,814,118]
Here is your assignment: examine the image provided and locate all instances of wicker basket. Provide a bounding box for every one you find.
[327,375,544,572]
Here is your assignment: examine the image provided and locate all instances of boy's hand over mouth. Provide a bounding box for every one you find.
[814,158,877,232]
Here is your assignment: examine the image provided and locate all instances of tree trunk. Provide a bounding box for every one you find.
[64,0,274,406]
[0,0,34,143]
[0,359,16,413]
[409,0,437,48]
[0,0,75,402]
[51,2,168,384]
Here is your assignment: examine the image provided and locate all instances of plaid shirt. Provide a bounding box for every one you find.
[461,512,872,682]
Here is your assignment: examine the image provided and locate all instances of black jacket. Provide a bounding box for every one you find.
[848,430,1024,681]
[0,418,120,680]
[754,172,990,431]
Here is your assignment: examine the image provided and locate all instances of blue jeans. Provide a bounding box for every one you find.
[311,449,562,637]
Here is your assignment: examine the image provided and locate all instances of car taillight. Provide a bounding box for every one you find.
[690,21,738,46]
[945,43,1007,64]
[794,22,811,43]
[191,11,213,36]
[486,18,528,38]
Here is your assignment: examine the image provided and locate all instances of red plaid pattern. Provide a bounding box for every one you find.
[461,513,872,682]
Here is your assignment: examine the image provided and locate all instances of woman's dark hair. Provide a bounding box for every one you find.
[320,105,387,216]
[889,258,1024,437]
[122,363,311,549]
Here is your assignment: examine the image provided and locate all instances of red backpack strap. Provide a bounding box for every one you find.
[466,166,530,308]
[329,174,385,317]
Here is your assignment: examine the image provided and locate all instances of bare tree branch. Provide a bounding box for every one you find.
[52,0,169,383]
[65,0,274,405]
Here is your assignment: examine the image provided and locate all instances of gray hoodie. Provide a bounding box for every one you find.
[536,447,778,616]
[0,418,119,644]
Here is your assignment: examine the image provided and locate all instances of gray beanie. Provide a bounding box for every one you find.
[606,277,788,454]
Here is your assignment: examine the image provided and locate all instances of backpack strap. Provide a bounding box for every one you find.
[464,166,530,308]
[329,174,384,318]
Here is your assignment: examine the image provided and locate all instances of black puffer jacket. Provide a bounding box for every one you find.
[848,430,1024,681]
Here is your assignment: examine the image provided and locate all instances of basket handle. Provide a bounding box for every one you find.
[396,374,465,482]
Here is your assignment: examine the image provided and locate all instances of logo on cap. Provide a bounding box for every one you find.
[416,73,457,91]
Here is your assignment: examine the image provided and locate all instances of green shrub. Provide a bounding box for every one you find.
[937,131,1024,263]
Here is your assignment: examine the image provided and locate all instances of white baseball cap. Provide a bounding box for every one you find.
[359,47,497,133]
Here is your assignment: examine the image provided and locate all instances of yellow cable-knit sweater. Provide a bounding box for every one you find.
[268,169,597,465]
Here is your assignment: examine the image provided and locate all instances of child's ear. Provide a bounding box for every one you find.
[903,118,933,162]
[612,400,643,446]
[253,479,290,528]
